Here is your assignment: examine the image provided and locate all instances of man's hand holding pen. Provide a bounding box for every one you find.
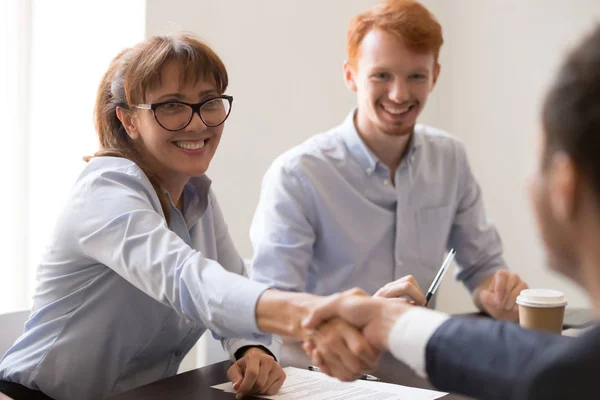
[373,275,427,305]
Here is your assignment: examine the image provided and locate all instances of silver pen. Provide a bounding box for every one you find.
[424,248,456,307]
[308,365,380,381]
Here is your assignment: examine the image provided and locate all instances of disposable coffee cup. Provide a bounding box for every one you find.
[516,289,568,333]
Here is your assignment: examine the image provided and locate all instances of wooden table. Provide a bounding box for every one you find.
[108,352,471,399]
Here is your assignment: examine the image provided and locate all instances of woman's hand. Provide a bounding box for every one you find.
[227,347,286,399]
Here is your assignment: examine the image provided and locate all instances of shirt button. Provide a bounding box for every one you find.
[174,350,183,357]
[383,179,390,186]
[366,167,373,174]
[396,260,403,267]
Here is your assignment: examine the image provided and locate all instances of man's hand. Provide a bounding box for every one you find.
[227,347,286,399]
[302,318,380,381]
[474,270,528,321]
[373,275,427,305]
[302,288,413,351]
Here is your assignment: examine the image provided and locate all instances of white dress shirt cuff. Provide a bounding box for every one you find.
[388,307,450,378]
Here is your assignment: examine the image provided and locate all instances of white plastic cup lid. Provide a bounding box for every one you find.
[516,289,568,308]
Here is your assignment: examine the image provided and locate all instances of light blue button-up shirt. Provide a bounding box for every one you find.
[250,111,506,300]
[0,157,279,400]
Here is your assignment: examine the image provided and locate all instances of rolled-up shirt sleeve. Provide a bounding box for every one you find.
[449,143,507,292]
[75,167,268,340]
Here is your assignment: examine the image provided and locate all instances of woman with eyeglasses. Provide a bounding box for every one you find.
[0,34,379,400]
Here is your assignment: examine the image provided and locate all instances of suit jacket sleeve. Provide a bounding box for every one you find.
[515,325,600,399]
[425,316,572,400]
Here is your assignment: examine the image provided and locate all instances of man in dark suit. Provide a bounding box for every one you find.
[302,23,600,400]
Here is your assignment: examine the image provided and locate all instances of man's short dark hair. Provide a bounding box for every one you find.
[543,24,600,197]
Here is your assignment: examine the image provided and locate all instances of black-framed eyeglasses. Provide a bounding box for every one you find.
[135,95,233,131]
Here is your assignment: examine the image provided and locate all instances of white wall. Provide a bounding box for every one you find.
[0,0,31,314]
[146,0,600,364]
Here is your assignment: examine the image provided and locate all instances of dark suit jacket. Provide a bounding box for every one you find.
[425,316,600,399]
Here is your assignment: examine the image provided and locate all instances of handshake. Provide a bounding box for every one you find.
[299,288,412,381]
[256,282,417,382]
[257,270,526,382]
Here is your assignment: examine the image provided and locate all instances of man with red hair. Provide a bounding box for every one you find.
[251,0,528,365]
[303,25,600,398]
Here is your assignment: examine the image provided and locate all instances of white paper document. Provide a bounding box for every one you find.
[212,366,447,399]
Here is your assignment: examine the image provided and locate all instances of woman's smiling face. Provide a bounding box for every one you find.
[127,60,226,186]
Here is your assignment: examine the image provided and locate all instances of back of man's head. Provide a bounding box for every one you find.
[542,24,600,202]
[346,0,443,68]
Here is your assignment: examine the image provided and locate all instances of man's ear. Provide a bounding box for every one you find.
[548,152,578,223]
[431,62,441,89]
[116,106,139,140]
[343,60,358,93]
